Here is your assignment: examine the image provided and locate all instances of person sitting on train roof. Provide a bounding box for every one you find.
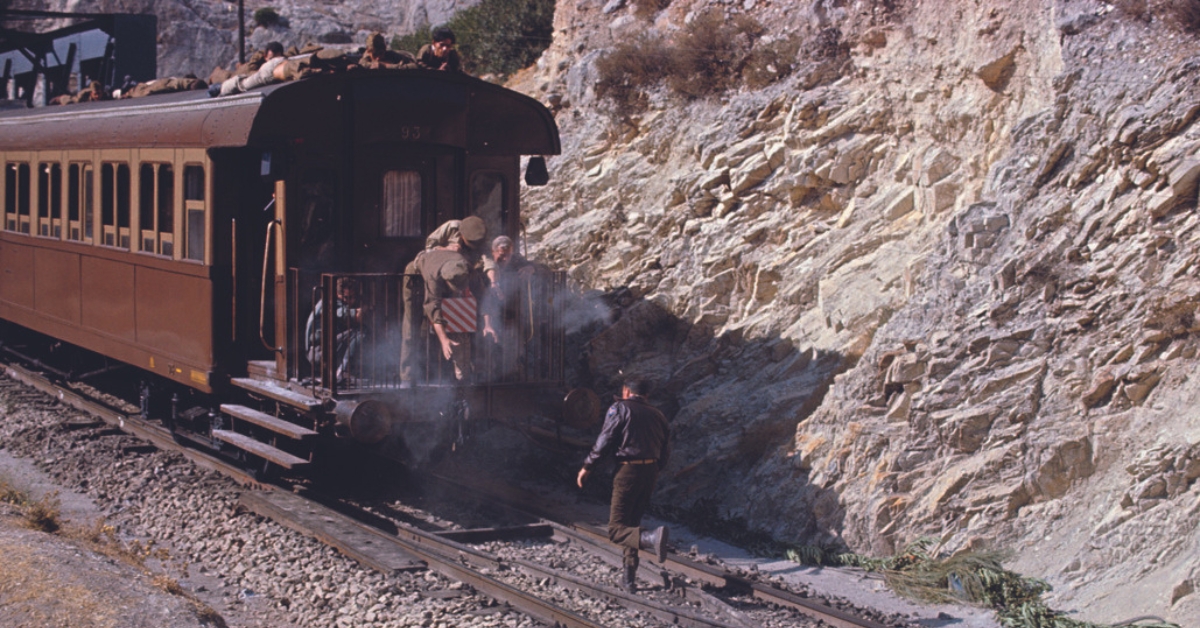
[357,32,417,70]
[305,277,367,384]
[417,26,463,72]
[211,41,288,97]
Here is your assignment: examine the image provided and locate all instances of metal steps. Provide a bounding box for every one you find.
[212,429,309,469]
[220,404,317,440]
[213,403,319,472]
[230,377,323,412]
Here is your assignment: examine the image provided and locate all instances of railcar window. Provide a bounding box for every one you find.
[138,163,174,256]
[101,163,115,246]
[470,172,506,242]
[116,164,130,249]
[4,164,16,232]
[67,163,94,243]
[7,163,32,234]
[100,162,131,248]
[381,170,421,237]
[158,164,174,256]
[84,166,94,241]
[183,164,205,263]
[139,164,154,250]
[37,163,61,237]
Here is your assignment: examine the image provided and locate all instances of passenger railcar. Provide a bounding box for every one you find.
[0,70,597,471]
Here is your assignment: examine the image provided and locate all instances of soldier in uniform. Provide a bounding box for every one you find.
[400,217,487,386]
[420,250,473,381]
[358,32,416,70]
[577,377,671,593]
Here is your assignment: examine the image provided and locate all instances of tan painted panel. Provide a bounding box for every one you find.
[81,257,136,341]
[33,247,80,324]
[134,265,214,365]
[0,237,34,308]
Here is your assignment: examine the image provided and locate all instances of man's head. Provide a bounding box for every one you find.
[491,235,514,265]
[440,258,470,291]
[367,32,386,53]
[336,277,360,304]
[264,41,285,59]
[457,216,486,250]
[622,377,652,398]
[431,26,456,58]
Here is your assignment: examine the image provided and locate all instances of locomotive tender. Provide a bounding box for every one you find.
[0,70,597,471]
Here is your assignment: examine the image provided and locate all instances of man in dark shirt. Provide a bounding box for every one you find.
[577,377,671,593]
[417,26,463,72]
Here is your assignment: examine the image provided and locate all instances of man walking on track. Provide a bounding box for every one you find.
[577,376,671,593]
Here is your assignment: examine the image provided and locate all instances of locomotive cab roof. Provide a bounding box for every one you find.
[0,70,560,156]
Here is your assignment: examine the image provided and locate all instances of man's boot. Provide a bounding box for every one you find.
[639,526,669,563]
[622,563,637,593]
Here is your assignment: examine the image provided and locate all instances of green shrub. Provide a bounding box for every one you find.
[253,7,281,28]
[393,0,555,78]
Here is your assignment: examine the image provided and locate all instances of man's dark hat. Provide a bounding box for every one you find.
[459,216,486,249]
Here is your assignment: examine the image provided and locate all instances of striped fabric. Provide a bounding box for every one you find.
[442,296,477,333]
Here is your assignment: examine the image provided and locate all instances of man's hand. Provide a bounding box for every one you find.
[440,336,457,360]
[576,467,589,489]
[482,322,498,343]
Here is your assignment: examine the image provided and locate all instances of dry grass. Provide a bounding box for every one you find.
[632,0,672,20]
[1164,0,1200,31]
[595,10,804,117]
[1116,0,1200,31]
[0,479,63,533]
[65,517,170,570]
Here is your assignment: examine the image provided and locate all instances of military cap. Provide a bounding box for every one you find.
[458,216,486,249]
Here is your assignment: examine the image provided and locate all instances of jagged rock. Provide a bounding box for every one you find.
[883,189,915,220]
[730,154,774,195]
[1082,369,1117,408]
[975,48,1018,91]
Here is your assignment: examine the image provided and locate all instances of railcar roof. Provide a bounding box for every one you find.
[0,70,560,155]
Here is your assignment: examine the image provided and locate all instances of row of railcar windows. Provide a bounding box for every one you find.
[3,161,206,263]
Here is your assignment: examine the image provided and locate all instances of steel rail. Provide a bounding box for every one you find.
[332,491,749,628]
[428,470,892,628]
[0,365,614,624]
[241,489,603,628]
[1,362,262,486]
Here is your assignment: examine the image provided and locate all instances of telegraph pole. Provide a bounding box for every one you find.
[238,0,245,64]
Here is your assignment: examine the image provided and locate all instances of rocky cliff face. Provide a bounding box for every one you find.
[516,0,1200,623]
[9,0,1200,622]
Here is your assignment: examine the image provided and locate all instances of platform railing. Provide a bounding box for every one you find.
[289,268,566,395]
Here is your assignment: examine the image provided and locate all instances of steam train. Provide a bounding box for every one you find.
[0,69,599,473]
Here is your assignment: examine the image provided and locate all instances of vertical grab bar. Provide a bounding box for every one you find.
[260,217,282,353]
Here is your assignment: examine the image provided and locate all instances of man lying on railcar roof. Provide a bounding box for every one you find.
[209,41,287,97]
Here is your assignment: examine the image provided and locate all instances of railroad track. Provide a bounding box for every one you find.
[0,361,898,628]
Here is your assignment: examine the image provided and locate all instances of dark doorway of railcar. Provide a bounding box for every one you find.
[211,148,280,374]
